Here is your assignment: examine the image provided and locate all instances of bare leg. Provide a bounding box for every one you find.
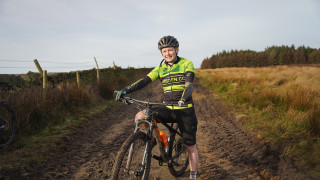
[134,110,148,133]
[135,110,157,148]
[187,144,199,179]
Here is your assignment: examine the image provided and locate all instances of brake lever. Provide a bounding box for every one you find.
[121,97,133,105]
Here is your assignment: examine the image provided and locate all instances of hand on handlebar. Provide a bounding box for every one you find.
[178,100,185,107]
[114,90,126,101]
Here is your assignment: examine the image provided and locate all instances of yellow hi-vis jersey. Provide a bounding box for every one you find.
[124,56,195,109]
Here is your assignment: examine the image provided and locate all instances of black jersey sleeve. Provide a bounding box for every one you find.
[180,71,195,101]
[123,76,152,94]
[185,71,195,83]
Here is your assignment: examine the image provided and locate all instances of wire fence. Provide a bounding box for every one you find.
[0,58,154,95]
[0,58,115,73]
[0,59,152,72]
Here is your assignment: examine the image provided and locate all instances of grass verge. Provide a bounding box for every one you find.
[197,66,320,178]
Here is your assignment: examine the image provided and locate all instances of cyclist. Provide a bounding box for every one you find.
[115,35,199,180]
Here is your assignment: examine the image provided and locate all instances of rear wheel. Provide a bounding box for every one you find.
[0,102,16,148]
[111,131,151,180]
[167,134,189,177]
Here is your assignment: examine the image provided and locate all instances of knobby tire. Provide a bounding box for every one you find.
[111,131,151,180]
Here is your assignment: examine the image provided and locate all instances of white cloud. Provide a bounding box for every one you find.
[0,0,320,73]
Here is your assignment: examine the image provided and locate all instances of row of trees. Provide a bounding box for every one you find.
[201,45,320,69]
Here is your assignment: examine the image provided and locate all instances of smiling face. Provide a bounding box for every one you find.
[161,47,179,65]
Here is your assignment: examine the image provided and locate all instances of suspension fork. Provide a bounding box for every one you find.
[139,111,154,171]
[126,108,153,172]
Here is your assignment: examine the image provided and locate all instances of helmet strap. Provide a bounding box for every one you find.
[174,48,178,55]
[159,59,165,66]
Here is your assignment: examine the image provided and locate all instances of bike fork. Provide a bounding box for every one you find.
[125,140,149,176]
[125,138,151,176]
[126,113,152,176]
[138,142,150,175]
[126,143,134,171]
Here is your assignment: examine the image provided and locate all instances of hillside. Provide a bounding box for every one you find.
[197,65,320,177]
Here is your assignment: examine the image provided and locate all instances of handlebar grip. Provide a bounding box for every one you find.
[167,104,188,107]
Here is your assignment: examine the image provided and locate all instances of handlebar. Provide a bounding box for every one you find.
[119,96,188,107]
[120,96,165,106]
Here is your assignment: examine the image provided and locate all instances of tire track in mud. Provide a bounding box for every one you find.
[23,104,134,179]
[14,79,309,179]
[19,82,162,180]
[193,81,308,180]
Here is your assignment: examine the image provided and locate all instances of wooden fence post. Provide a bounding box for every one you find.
[33,59,43,75]
[43,70,47,98]
[94,57,100,82]
[113,61,116,70]
[76,71,80,88]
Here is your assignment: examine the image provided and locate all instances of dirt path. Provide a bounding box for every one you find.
[5,79,309,179]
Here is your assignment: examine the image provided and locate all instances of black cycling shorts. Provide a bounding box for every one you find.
[152,107,198,146]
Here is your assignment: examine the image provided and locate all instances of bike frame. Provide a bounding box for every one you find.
[123,97,184,174]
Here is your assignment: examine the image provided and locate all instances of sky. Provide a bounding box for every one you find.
[0,0,320,74]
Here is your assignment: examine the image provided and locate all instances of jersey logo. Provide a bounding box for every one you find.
[162,76,185,84]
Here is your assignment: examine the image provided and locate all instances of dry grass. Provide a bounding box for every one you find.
[0,68,152,178]
[197,65,320,177]
[0,68,150,140]
[0,83,93,136]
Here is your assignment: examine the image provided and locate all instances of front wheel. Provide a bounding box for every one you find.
[0,102,17,148]
[111,131,151,180]
[167,134,189,177]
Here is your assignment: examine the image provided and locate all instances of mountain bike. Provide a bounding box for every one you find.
[111,96,189,180]
[0,101,17,148]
